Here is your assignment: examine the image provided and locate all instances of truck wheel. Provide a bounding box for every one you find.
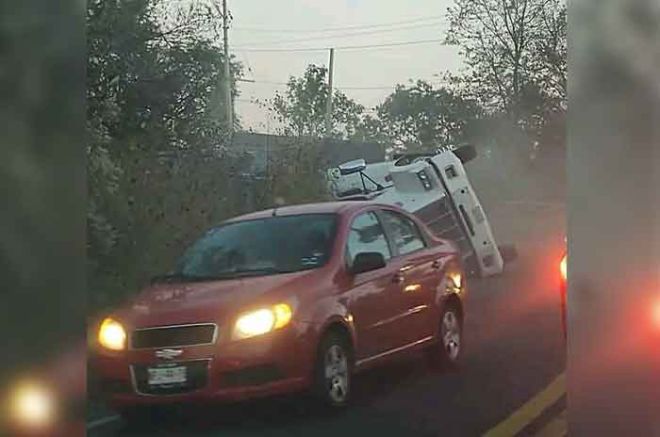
[313,331,352,408]
[464,254,482,277]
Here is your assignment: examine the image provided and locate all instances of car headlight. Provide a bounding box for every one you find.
[232,304,292,340]
[449,272,463,290]
[9,380,55,430]
[445,269,463,293]
[98,318,127,351]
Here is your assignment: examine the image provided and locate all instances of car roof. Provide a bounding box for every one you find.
[225,201,400,223]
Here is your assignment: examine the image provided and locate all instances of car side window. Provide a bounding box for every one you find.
[379,210,426,256]
[346,212,392,267]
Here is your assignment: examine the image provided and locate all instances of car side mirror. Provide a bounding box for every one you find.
[350,252,386,275]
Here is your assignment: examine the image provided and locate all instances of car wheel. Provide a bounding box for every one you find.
[427,303,463,369]
[313,332,352,408]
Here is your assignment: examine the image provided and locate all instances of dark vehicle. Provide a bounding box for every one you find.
[92,201,467,416]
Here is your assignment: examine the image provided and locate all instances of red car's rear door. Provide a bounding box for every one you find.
[345,211,403,359]
[378,210,440,346]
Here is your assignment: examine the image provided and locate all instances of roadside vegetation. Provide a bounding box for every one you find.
[87,0,566,312]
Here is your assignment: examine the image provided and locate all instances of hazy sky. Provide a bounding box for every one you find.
[228,0,462,132]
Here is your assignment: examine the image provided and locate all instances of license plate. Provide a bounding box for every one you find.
[147,366,187,385]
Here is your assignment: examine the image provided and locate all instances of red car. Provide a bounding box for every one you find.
[92,201,467,416]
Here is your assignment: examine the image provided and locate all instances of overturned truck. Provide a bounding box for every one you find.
[326,145,515,277]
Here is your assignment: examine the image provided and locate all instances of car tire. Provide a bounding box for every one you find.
[427,303,463,369]
[312,331,352,408]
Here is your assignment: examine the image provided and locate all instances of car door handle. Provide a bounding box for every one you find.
[392,272,405,284]
[432,260,442,269]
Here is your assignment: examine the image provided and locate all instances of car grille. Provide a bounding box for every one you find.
[130,324,217,349]
[131,360,210,396]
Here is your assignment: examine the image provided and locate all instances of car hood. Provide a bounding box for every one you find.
[117,270,322,328]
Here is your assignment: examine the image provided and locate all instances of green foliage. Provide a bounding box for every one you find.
[86,0,247,311]
[376,80,482,151]
[265,67,480,152]
[87,0,242,152]
[445,0,567,131]
[268,64,366,138]
[266,141,330,205]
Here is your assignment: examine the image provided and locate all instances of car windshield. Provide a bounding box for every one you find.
[171,213,337,280]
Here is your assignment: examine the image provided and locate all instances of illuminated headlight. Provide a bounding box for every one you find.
[232,304,292,340]
[446,271,463,292]
[9,380,55,430]
[449,272,463,289]
[98,318,127,351]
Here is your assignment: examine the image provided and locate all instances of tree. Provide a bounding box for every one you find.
[86,0,246,308]
[376,80,482,151]
[529,1,567,111]
[87,0,243,155]
[267,64,366,139]
[350,113,390,144]
[445,0,566,120]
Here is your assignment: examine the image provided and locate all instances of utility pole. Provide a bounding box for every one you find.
[324,48,334,137]
[222,0,233,134]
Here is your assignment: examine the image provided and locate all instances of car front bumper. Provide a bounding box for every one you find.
[93,322,315,408]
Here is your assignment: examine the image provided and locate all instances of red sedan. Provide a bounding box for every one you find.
[92,201,467,416]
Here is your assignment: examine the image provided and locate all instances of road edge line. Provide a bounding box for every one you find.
[482,372,566,437]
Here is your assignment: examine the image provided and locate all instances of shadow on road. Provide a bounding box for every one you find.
[110,356,449,436]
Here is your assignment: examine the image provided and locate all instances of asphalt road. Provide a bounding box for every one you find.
[88,200,567,437]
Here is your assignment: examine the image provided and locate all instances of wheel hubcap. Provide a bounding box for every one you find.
[324,344,349,403]
[442,310,461,361]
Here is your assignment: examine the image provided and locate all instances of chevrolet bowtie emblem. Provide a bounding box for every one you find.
[155,348,183,360]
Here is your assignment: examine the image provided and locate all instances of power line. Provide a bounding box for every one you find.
[234,21,443,47]
[235,38,446,53]
[336,85,418,90]
[232,15,445,34]
[239,79,452,90]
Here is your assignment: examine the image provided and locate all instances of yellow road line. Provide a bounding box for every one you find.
[535,409,567,437]
[483,372,566,437]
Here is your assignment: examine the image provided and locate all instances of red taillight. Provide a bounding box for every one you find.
[560,254,567,281]
[653,300,660,329]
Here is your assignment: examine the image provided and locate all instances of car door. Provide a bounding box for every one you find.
[378,209,440,346]
[345,211,403,359]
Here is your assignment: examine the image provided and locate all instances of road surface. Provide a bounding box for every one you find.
[88,200,567,437]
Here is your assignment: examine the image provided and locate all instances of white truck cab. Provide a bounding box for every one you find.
[326,146,511,277]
